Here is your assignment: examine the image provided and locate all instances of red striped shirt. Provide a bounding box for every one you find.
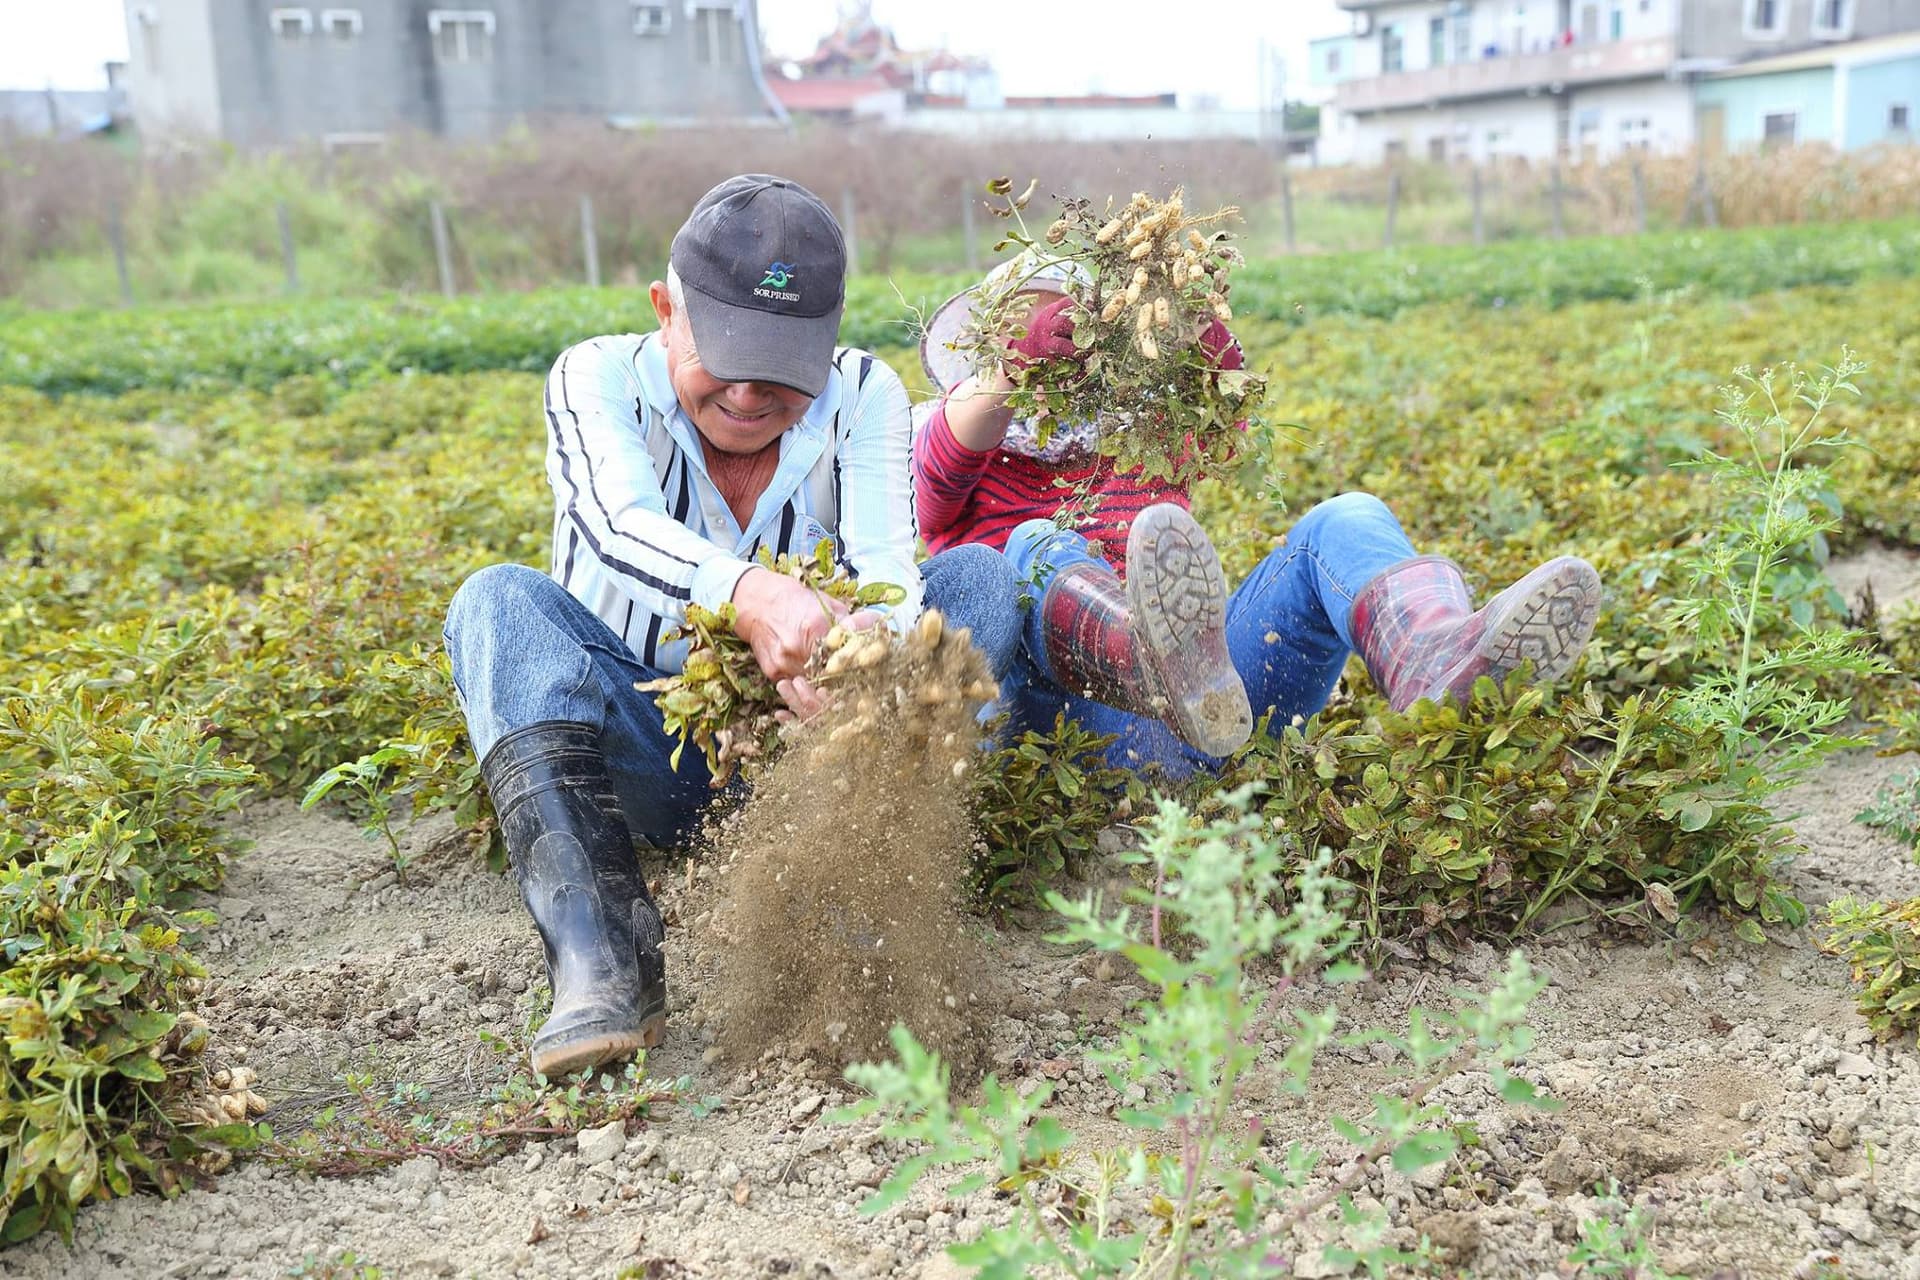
[913,403,1189,570]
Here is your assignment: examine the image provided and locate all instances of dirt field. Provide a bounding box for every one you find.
[11,550,1920,1280]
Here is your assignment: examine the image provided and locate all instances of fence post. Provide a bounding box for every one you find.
[580,194,601,288]
[1471,166,1486,246]
[1550,157,1566,239]
[1280,168,1297,254]
[961,186,979,274]
[1694,153,1719,228]
[107,201,133,307]
[430,199,456,297]
[841,186,860,275]
[1631,159,1648,234]
[1384,169,1401,249]
[276,200,299,294]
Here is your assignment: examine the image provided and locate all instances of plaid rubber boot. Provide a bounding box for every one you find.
[1348,554,1602,712]
[1039,504,1253,757]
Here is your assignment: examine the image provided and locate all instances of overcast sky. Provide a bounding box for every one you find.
[1,0,1351,103]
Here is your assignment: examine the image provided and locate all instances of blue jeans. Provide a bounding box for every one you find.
[444,544,1023,847]
[1001,492,1419,777]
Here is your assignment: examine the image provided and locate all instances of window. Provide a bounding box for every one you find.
[1762,109,1798,147]
[1452,14,1473,62]
[1382,23,1405,72]
[692,3,740,66]
[1430,16,1447,65]
[1744,0,1786,38]
[1890,103,1911,133]
[321,9,363,38]
[1812,0,1854,38]
[1619,115,1652,149]
[269,8,313,38]
[1326,46,1342,74]
[1428,136,1448,161]
[429,9,495,62]
[633,3,670,35]
[1609,2,1624,38]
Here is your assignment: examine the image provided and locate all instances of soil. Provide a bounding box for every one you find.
[11,551,1920,1280]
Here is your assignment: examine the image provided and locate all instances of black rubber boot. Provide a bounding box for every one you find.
[481,722,667,1078]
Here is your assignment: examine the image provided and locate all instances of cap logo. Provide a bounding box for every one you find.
[754,261,801,302]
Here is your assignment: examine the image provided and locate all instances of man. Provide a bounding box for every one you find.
[444,176,1019,1078]
[912,253,1602,773]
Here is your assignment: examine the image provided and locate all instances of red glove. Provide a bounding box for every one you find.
[1004,295,1083,371]
[1199,318,1244,372]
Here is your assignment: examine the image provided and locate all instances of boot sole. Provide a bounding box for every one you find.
[1126,505,1253,757]
[1473,556,1603,688]
[529,1010,666,1079]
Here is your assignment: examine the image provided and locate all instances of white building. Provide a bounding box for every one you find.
[1310,0,1920,164]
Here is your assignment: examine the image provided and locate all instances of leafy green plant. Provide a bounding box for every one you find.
[1822,896,1920,1041]
[973,712,1138,904]
[836,789,1548,1277]
[1564,1179,1681,1278]
[301,744,426,882]
[1222,682,1800,953]
[1857,766,1920,857]
[289,1251,385,1280]
[1666,351,1888,794]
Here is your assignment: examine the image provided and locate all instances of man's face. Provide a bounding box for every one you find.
[650,280,814,455]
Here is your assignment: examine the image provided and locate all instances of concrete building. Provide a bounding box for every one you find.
[120,0,785,144]
[1310,0,1920,164]
[1695,27,1920,148]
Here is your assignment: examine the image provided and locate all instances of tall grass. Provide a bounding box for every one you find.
[3,123,1916,309]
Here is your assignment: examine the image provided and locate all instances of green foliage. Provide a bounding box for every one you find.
[7,220,1919,397]
[836,790,1548,1278]
[1857,767,1920,857]
[1563,1179,1682,1278]
[1822,897,1920,1042]
[1665,353,1888,791]
[302,744,429,882]
[1223,681,1800,953]
[972,713,1138,904]
[289,1252,386,1280]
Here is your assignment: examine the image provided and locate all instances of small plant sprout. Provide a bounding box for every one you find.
[1564,1179,1680,1278]
[301,743,427,883]
[834,788,1549,1277]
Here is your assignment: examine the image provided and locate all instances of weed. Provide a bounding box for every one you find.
[289,1251,384,1280]
[301,744,426,883]
[1856,766,1920,857]
[270,1057,687,1178]
[1564,1179,1680,1278]
[835,789,1547,1277]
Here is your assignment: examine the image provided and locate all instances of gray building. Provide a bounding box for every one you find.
[121,0,786,143]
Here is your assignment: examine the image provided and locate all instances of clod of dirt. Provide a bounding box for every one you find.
[709,611,997,1075]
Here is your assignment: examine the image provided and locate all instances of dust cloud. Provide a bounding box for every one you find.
[707,612,998,1076]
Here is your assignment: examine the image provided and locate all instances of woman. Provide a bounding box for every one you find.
[911,255,1603,775]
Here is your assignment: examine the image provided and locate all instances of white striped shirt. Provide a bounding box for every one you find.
[542,331,920,675]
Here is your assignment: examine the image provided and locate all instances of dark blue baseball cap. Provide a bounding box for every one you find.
[669,174,847,399]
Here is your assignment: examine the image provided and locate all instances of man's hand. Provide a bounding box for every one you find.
[771,608,886,721]
[732,566,846,691]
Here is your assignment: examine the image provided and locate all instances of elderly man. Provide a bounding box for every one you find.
[444,176,1018,1078]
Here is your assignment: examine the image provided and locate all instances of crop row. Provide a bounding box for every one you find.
[4,219,1917,397]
